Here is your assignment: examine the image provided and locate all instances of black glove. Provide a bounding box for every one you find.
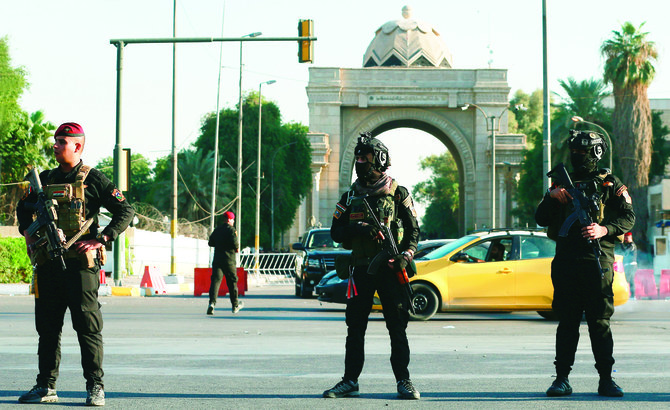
[357,223,381,240]
[390,251,412,271]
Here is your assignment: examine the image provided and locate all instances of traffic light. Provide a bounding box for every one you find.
[298,19,314,63]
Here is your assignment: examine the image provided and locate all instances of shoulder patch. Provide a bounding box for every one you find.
[112,188,126,202]
[402,193,417,218]
[333,202,346,219]
[616,185,632,204]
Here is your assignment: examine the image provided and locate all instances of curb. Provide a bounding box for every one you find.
[111,286,141,297]
[1,282,193,297]
[0,283,30,296]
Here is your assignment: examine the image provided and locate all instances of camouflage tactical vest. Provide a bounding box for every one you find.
[43,165,92,238]
[346,180,403,258]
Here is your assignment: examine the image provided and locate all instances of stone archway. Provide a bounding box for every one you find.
[285,66,526,244]
[284,7,528,243]
[340,108,476,233]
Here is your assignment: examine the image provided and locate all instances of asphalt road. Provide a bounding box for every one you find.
[1,286,669,409]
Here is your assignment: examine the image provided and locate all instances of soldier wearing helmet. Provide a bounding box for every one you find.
[568,130,609,175]
[536,129,635,398]
[323,132,421,400]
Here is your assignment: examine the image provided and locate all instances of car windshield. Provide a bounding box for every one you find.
[419,235,478,260]
[306,231,340,249]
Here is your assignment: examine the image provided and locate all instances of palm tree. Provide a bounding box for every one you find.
[601,22,658,257]
[148,149,235,230]
[551,78,612,166]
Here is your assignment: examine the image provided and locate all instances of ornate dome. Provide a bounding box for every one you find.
[363,6,453,68]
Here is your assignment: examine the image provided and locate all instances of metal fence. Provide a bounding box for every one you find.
[239,253,297,285]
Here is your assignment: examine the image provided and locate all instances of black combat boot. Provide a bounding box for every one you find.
[323,379,359,398]
[546,376,572,397]
[598,378,624,397]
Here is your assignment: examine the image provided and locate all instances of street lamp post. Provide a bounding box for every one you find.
[571,116,613,171]
[271,141,297,250]
[209,6,226,262]
[462,103,525,229]
[236,31,262,251]
[255,80,276,269]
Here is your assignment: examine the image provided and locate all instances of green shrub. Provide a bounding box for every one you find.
[0,237,32,283]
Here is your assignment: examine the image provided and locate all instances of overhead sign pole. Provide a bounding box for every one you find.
[109,31,316,276]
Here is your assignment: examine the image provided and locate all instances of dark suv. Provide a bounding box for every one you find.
[292,228,351,298]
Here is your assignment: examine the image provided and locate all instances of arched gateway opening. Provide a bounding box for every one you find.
[286,7,527,243]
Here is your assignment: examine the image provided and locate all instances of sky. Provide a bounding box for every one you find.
[2,0,670,216]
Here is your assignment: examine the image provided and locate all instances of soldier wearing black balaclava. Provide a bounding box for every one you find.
[323,132,421,400]
[536,130,635,398]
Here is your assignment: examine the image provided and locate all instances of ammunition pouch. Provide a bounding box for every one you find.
[65,248,98,269]
[29,245,49,267]
[31,245,99,269]
[98,247,107,266]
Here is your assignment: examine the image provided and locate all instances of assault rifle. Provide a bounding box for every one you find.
[547,163,607,278]
[24,168,67,271]
[355,194,416,315]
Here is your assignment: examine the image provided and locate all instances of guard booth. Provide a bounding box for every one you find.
[647,180,670,298]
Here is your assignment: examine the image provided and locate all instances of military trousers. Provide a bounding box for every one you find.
[343,265,411,383]
[33,257,104,389]
[551,257,615,378]
[209,263,238,307]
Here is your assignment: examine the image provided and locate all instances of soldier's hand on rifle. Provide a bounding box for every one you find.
[74,239,104,254]
[582,223,608,240]
[388,251,413,271]
[23,231,36,255]
[549,186,573,204]
[357,222,382,240]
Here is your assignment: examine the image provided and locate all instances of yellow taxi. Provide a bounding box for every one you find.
[376,229,630,320]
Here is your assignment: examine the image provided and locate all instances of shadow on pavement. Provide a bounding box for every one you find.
[2,390,668,403]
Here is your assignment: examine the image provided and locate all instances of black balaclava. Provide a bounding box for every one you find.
[568,129,606,176]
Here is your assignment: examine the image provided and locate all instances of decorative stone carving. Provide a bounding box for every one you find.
[363,6,453,68]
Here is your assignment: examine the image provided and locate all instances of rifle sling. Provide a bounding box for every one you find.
[64,218,95,250]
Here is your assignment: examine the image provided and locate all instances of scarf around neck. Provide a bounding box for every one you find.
[353,173,394,197]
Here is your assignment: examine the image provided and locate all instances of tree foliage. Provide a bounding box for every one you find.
[193,92,312,248]
[413,151,459,239]
[147,149,236,228]
[509,90,545,225]
[0,38,56,224]
[601,21,658,257]
[552,78,612,167]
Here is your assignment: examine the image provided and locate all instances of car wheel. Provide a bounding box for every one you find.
[410,283,439,321]
[300,280,312,298]
[537,310,558,320]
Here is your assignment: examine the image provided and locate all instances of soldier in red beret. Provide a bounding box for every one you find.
[17,122,134,406]
[207,210,243,315]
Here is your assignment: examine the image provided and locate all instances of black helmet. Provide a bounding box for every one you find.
[354,132,390,172]
[568,129,607,161]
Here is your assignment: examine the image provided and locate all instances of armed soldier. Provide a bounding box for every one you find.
[536,130,635,398]
[323,133,420,400]
[16,122,134,406]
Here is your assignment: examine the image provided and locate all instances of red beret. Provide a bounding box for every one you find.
[55,122,85,137]
[624,232,632,237]
[223,211,235,221]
